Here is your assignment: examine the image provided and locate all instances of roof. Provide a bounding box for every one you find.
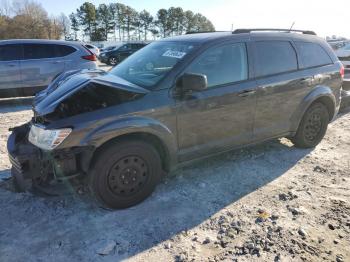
[159,30,322,44]
[0,39,84,46]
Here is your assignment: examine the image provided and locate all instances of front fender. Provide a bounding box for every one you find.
[290,85,337,132]
[80,116,178,167]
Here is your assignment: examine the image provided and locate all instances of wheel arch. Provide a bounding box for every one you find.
[90,132,172,173]
[80,116,178,173]
[290,86,337,132]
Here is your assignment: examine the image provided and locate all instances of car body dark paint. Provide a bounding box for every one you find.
[7,32,343,185]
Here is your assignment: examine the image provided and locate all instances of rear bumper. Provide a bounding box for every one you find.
[7,124,94,188]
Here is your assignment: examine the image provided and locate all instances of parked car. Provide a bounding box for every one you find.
[99,43,147,65]
[0,39,97,98]
[335,42,350,73]
[8,29,343,209]
[84,43,100,56]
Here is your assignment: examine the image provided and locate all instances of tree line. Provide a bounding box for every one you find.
[0,0,215,41]
[0,0,69,40]
[70,2,215,41]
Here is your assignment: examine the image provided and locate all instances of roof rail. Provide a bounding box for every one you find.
[185,31,228,34]
[232,28,317,35]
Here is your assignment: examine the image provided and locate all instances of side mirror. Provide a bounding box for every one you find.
[175,73,207,96]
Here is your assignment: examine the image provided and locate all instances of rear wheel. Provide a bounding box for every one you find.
[88,140,162,209]
[108,56,118,66]
[291,102,329,148]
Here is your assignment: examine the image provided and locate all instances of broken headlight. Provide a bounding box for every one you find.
[28,124,72,151]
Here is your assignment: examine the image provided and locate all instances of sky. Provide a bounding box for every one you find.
[34,0,350,38]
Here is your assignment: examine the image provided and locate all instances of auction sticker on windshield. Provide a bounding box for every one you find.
[162,50,187,59]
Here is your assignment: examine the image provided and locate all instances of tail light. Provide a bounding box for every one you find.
[340,65,345,79]
[82,46,97,61]
[82,54,97,61]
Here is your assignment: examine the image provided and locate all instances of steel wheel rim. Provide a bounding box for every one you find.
[304,112,322,142]
[107,155,149,196]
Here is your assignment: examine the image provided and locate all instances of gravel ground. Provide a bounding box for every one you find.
[0,99,349,261]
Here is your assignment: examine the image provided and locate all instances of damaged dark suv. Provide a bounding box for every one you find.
[7,29,344,209]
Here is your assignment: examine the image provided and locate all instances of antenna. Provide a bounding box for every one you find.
[289,22,295,32]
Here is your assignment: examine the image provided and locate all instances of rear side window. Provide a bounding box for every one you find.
[295,42,332,68]
[0,44,22,61]
[23,44,55,59]
[254,41,298,77]
[186,42,248,88]
[55,45,76,57]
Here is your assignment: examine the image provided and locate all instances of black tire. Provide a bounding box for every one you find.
[291,102,329,148]
[108,56,118,66]
[88,140,162,209]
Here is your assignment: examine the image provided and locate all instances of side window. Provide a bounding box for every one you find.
[0,44,22,61]
[23,44,55,59]
[254,41,298,77]
[185,43,248,88]
[295,42,333,68]
[55,45,76,57]
[119,44,128,51]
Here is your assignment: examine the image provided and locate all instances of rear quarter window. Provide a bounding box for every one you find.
[254,41,298,77]
[295,42,333,68]
[55,45,76,57]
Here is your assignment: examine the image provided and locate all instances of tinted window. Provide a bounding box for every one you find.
[56,45,76,57]
[85,44,93,49]
[255,41,297,77]
[296,42,332,68]
[118,45,128,51]
[0,44,22,61]
[185,43,248,88]
[23,44,55,59]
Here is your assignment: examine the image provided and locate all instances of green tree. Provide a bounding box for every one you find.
[156,8,169,37]
[96,3,113,41]
[139,10,153,40]
[123,5,137,40]
[69,12,79,40]
[168,7,184,35]
[76,2,96,40]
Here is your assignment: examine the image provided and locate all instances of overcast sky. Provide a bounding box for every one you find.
[35,0,350,38]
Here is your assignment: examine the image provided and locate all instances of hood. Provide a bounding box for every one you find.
[33,69,149,116]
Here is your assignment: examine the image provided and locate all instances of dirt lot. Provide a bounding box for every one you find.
[0,98,349,262]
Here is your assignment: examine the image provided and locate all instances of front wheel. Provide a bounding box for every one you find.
[88,140,162,209]
[291,102,329,148]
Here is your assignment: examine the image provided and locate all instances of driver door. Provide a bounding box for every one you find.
[175,42,257,161]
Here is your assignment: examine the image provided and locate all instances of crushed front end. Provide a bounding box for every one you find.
[7,122,93,192]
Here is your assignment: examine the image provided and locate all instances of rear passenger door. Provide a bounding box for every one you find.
[252,40,310,140]
[0,44,22,90]
[20,43,65,89]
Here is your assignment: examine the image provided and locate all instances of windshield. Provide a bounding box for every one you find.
[109,41,198,88]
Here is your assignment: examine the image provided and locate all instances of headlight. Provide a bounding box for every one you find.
[28,125,72,151]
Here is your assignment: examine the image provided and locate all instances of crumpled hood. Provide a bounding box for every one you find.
[33,69,149,116]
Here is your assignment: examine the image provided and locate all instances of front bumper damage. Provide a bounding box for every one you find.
[7,123,93,192]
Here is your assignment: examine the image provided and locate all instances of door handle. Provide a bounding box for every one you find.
[7,64,16,67]
[238,90,256,97]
